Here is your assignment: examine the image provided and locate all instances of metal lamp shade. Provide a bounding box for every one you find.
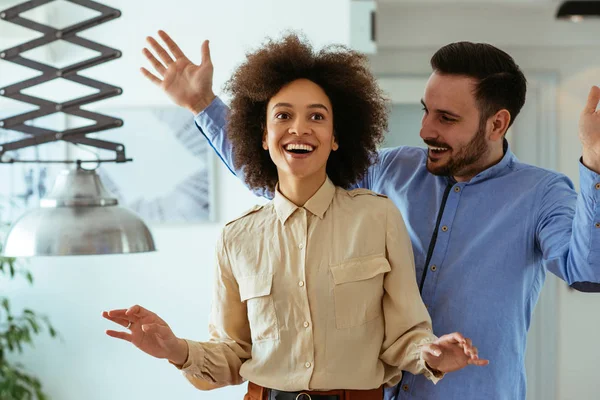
[556,1,600,20]
[2,167,156,256]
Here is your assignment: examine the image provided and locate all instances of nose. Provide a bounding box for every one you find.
[419,113,435,141]
[289,118,311,136]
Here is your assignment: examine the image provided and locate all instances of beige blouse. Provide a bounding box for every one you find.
[177,177,442,391]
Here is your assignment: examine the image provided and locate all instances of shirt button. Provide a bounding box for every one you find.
[402,384,410,392]
[595,183,600,190]
[596,223,600,229]
[298,281,305,287]
[430,265,437,272]
[303,321,310,328]
[441,225,448,232]
[305,362,312,368]
[299,243,304,249]
[454,186,461,192]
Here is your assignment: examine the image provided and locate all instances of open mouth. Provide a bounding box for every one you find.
[284,143,315,155]
[428,145,450,155]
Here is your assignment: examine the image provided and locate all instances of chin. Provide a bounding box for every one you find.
[426,160,450,176]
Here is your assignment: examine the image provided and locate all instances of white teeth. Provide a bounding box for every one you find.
[285,143,314,152]
[428,145,449,151]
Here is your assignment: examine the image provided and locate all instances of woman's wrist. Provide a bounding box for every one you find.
[168,338,189,366]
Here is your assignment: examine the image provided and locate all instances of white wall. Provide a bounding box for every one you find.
[0,0,350,399]
[370,3,600,399]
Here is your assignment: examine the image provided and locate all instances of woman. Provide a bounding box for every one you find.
[103,33,488,400]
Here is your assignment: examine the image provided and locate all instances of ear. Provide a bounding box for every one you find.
[332,131,339,151]
[489,109,511,141]
[262,129,268,150]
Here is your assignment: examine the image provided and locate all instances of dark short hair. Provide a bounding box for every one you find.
[224,33,388,192]
[431,42,527,129]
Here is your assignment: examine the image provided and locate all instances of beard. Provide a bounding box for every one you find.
[425,120,490,178]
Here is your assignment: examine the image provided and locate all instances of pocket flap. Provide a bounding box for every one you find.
[330,256,391,285]
[239,274,273,302]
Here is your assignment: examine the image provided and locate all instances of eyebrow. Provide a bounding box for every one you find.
[421,99,461,119]
[272,103,330,112]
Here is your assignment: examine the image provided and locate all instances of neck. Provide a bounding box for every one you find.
[278,172,327,206]
[453,141,505,182]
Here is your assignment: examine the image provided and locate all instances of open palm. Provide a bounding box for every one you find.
[141,30,216,114]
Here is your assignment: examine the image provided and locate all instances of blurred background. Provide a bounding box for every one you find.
[0,0,598,399]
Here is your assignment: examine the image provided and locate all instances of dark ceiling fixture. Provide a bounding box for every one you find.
[556,1,600,22]
[0,0,156,256]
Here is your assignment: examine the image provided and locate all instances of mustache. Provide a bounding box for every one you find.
[423,139,452,150]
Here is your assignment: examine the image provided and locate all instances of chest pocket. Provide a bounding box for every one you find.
[238,274,279,342]
[330,256,391,329]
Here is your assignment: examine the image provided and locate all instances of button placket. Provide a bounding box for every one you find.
[297,209,315,382]
[298,208,308,291]
[421,191,460,310]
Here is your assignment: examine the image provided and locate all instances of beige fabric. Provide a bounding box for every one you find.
[178,177,442,391]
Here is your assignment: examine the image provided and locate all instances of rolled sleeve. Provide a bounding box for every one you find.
[173,229,252,391]
[379,198,444,385]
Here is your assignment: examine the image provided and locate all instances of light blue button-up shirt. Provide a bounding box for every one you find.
[195,97,600,400]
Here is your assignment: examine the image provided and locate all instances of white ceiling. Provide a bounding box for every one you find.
[374,0,600,49]
[378,0,561,5]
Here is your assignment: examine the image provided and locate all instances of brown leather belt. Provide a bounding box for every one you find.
[245,382,383,400]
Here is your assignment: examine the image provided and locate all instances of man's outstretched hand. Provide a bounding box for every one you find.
[141,30,216,115]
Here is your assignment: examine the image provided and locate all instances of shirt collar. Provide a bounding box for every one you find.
[273,177,336,224]
[463,139,516,184]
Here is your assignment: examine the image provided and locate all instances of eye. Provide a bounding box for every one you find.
[421,107,428,114]
[275,112,290,120]
[311,113,325,121]
[441,115,457,123]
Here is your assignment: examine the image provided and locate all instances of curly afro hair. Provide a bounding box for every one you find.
[224,33,389,192]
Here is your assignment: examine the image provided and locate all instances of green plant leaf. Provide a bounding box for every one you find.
[8,259,15,278]
[26,317,40,335]
[2,298,9,313]
[25,271,34,284]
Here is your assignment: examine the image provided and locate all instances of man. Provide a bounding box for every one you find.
[140,31,600,400]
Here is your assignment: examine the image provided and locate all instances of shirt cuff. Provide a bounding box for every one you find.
[579,158,600,199]
[412,337,445,385]
[169,339,206,375]
[194,96,228,141]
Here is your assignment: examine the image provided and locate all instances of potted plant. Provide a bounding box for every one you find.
[0,232,57,400]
